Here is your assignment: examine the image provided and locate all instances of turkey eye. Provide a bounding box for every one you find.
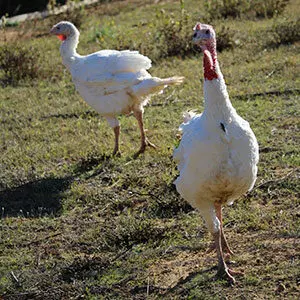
[205,30,209,34]
[57,26,60,30]
[193,32,197,38]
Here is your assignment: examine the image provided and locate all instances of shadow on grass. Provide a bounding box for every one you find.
[0,152,118,218]
[73,153,111,175]
[233,88,300,101]
[40,110,99,120]
[130,266,217,297]
[0,176,72,218]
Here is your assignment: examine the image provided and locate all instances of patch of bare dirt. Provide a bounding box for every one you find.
[148,232,300,292]
[149,250,215,289]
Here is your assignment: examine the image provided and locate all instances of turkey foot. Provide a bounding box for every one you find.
[133,138,157,158]
[227,268,244,276]
[145,138,157,149]
[213,231,239,285]
[216,266,236,284]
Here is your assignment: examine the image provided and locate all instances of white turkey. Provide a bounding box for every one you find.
[50,21,184,157]
[173,23,259,283]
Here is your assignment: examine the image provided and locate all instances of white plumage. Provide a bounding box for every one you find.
[173,23,259,283]
[50,21,184,156]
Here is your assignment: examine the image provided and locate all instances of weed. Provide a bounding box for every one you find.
[48,0,86,29]
[251,0,290,18]
[152,5,193,60]
[100,214,165,250]
[216,25,235,52]
[56,7,87,29]
[89,0,234,62]
[205,0,247,19]
[0,44,41,85]
[267,17,300,47]
[93,0,197,62]
[138,0,234,59]
[60,255,110,283]
[205,0,289,20]
[147,183,193,218]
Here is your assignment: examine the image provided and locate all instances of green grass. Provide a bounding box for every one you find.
[0,0,299,299]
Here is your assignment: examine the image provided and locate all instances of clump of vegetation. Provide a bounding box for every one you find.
[216,25,235,52]
[0,44,42,85]
[50,5,86,29]
[91,0,197,62]
[205,0,289,20]
[205,0,246,19]
[59,255,110,283]
[59,7,86,29]
[100,214,165,250]
[147,184,193,218]
[152,9,235,57]
[151,5,193,60]
[91,1,234,62]
[251,0,290,18]
[267,18,300,47]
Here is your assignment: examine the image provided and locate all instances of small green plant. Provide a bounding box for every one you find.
[51,2,87,29]
[147,184,193,218]
[252,0,290,18]
[153,5,192,60]
[216,25,235,52]
[205,0,289,20]
[100,214,165,250]
[97,0,196,62]
[63,7,86,29]
[0,44,41,85]
[90,1,234,61]
[267,18,300,47]
[205,0,247,19]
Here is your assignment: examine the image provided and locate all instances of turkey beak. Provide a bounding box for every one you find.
[50,27,56,35]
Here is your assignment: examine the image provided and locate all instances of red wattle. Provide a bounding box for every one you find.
[57,34,67,41]
[203,50,218,80]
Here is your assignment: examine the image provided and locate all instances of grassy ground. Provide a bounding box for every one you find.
[0,0,299,299]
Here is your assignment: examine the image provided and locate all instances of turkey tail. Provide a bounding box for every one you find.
[160,76,185,85]
[130,76,184,99]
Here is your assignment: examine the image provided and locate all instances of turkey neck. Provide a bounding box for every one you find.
[201,40,235,122]
[60,32,80,69]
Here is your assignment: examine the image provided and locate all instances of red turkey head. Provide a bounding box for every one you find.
[50,21,79,41]
[192,23,216,48]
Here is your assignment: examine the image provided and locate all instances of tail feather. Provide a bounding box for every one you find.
[160,76,185,85]
[131,76,184,98]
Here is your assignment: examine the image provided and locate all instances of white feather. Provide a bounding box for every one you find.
[56,22,184,127]
[173,77,259,233]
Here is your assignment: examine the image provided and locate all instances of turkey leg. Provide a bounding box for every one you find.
[133,110,156,158]
[215,203,234,255]
[112,125,121,156]
[206,203,233,255]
